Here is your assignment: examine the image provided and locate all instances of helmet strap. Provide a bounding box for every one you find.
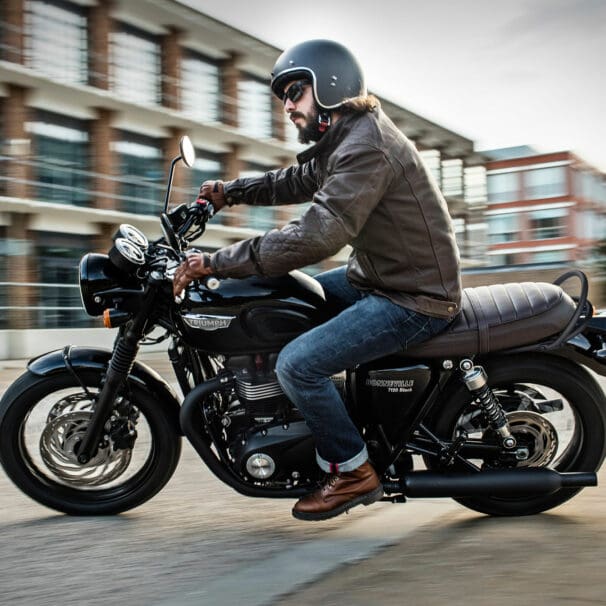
[318,111,332,133]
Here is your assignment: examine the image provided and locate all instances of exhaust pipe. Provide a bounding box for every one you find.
[385,469,597,498]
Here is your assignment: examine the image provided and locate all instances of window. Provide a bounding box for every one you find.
[487,172,519,203]
[488,213,519,244]
[241,163,275,230]
[25,0,88,84]
[487,252,519,266]
[529,250,569,263]
[529,208,568,240]
[113,133,164,215]
[190,152,223,190]
[35,232,93,328]
[27,111,90,206]
[238,77,273,139]
[441,159,463,198]
[181,51,221,123]
[524,166,567,199]
[464,165,487,204]
[111,24,160,105]
[188,151,224,223]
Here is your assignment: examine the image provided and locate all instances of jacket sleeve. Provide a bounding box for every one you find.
[210,144,394,279]
[222,161,318,207]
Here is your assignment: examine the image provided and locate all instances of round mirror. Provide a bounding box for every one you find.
[179,136,196,167]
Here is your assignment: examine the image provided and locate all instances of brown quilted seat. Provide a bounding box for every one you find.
[405,281,576,358]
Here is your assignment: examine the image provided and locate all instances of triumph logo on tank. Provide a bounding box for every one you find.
[366,378,415,393]
[183,314,236,331]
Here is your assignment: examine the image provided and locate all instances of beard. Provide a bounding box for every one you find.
[291,105,324,144]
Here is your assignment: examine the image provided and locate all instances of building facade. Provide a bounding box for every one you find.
[0,0,486,358]
[484,146,606,266]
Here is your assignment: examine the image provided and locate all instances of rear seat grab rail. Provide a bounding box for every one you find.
[509,270,592,353]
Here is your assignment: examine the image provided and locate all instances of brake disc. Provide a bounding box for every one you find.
[506,410,559,467]
[39,410,131,486]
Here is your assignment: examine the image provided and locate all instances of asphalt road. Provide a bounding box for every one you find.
[0,354,605,605]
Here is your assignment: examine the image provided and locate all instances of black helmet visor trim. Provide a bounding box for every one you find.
[272,66,345,110]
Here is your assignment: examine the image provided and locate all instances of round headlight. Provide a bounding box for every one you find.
[79,253,117,316]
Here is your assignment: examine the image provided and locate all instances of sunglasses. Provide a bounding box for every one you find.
[282,80,310,104]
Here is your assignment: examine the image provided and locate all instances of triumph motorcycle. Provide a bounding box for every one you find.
[1,137,606,518]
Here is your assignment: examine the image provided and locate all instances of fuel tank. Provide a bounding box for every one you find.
[177,270,328,354]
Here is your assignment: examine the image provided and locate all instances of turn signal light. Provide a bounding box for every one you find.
[103,309,131,328]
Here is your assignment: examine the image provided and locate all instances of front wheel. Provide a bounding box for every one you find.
[429,354,606,516]
[0,369,181,515]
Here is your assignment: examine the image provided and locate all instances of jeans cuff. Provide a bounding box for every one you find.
[316,445,368,473]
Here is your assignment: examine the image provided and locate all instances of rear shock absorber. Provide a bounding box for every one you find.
[459,359,517,449]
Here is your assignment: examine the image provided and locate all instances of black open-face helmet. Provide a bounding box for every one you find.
[271,39,366,110]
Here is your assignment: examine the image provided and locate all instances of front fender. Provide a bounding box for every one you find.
[28,346,183,435]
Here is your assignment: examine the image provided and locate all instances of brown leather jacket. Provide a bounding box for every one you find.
[209,108,461,319]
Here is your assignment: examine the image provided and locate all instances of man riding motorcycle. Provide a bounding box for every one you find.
[173,39,461,521]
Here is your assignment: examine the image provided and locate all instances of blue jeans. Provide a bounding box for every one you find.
[274,266,451,474]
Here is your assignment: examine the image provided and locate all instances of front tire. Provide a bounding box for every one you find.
[0,369,181,515]
[430,354,606,516]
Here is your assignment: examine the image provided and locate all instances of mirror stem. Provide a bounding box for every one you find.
[163,155,182,213]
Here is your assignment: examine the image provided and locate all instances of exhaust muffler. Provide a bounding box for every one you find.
[384,468,597,498]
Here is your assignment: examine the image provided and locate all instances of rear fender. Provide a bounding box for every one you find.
[555,312,606,377]
[28,346,183,435]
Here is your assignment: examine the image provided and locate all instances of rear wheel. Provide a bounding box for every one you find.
[430,354,606,516]
[0,369,181,515]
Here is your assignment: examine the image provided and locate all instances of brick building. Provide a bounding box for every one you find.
[0,0,486,358]
[484,146,606,266]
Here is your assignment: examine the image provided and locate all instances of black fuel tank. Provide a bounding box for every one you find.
[177,270,328,354]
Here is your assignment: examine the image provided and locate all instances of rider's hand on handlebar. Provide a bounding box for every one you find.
[199,180,226,212]
[173,252,213,297]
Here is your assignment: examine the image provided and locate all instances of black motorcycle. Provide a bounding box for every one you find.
[1,137,605,517]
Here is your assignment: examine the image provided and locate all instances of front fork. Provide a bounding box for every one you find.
[75,281,159,464]
[459,359,517,449]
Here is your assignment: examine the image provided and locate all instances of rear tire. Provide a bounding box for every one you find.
[430,354,606,516]
[0,369,181,515]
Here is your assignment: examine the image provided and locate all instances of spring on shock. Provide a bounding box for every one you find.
[460,361,516,448]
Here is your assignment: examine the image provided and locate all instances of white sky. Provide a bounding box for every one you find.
[182,0,606,172]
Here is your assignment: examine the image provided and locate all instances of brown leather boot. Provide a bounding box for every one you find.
[292,461,383,521]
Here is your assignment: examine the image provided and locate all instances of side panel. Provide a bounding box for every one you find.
[28,347,183,434]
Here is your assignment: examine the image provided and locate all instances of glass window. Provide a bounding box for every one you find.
[487,252,519,266]
[26,111,90,207]
[113,133,164,215]
[529,250,569,264]
[238,77,273,139]
[35,231,93,328]
[190,153,223,189]
[111,24,160,105]
[464,165,487,205]
[241,163,275,230]
[487,172,520,203]
[524,166,567,199]
[488,213,519,244]
[25,0,88,84]
[181,51,221,123]
[441,159,463,198]
[187,151,224,223]
[529,208,568,240]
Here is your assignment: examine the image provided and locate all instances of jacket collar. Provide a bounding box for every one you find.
[296,111,360,165]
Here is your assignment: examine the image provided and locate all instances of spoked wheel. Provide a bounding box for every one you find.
[429,354,606,516]
[0,369,181,515]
